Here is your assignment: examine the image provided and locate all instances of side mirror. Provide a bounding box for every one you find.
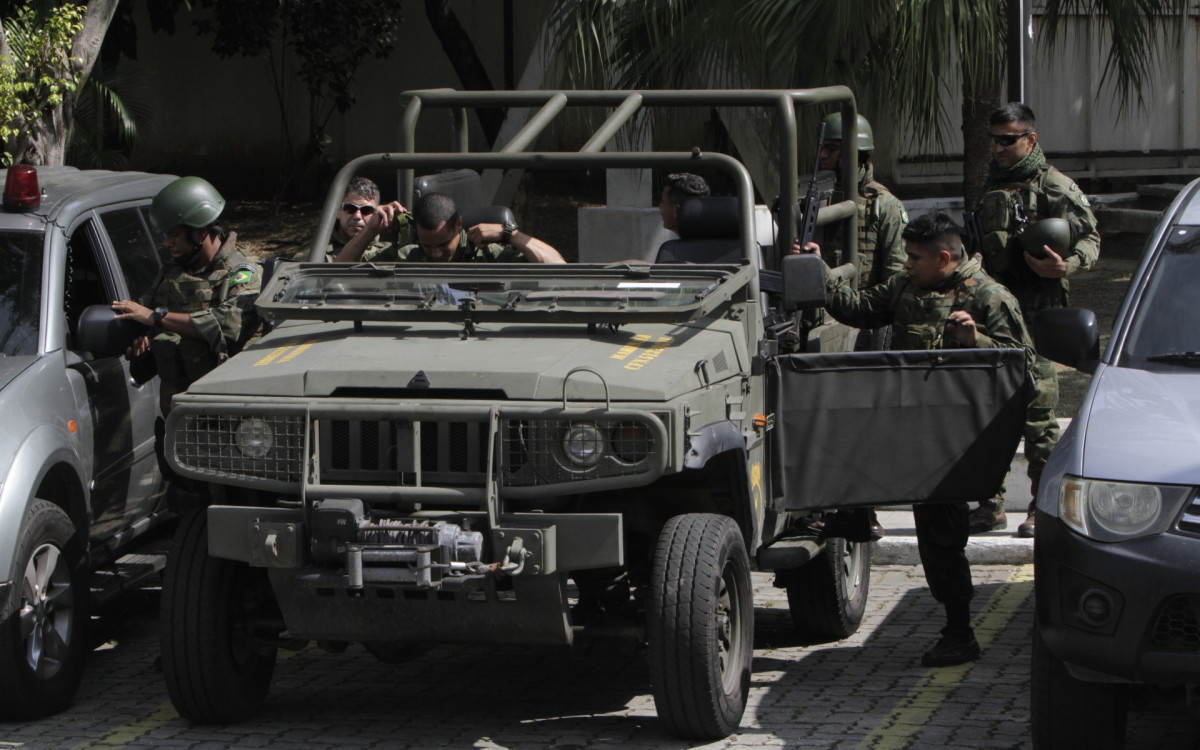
[781,253,827,311]
[1033,307,1100,373]
[76,304,142,359]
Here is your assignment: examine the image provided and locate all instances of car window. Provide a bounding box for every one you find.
[1118,226,1200,368]
[102,206,162,301]
[0,230,43,356]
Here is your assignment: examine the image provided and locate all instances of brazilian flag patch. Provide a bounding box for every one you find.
[231,269,254,285]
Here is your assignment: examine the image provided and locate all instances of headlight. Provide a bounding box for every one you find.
[1059,476,1191,541]
[236,418,275,459]
[562,423,604,467]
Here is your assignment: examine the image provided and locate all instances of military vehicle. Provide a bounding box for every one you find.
[157,89,1026,740]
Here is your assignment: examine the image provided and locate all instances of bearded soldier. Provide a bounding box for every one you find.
[969,102,1100,538]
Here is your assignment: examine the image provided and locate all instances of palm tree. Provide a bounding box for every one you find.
[547,0,1188,204]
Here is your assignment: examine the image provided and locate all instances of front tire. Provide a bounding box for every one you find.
[0,500,89,719]
[785,537,871,642]
[160,509,278,723]
[647,513,753,740]
[1031,627,1127,750]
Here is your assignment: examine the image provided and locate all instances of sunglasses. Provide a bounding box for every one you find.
[990,129,1035,147]
[342,202,377,216]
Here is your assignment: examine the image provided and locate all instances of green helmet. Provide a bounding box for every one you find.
[149,176,225,233]
[821,112,874,151]
[1018,217,1072,259]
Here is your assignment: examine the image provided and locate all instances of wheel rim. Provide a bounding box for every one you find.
[717,559,747,694]
[840,541,867,601]
[18,542,74,679]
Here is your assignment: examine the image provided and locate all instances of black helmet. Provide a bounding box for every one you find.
[1018,218,1071,259]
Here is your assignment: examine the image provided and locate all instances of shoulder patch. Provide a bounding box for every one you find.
[900,206,909,223]
[230,269,255,286]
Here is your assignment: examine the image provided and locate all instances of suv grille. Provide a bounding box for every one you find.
[1177,493,1200,535]
[319,419,491,485]
[1148,596,1200,652]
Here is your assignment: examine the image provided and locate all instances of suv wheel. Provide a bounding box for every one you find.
[1031,626,1127,750]
[161,509,278,723]
[647,513,752,740]
[0,500,88,719]
[785,537,871,642]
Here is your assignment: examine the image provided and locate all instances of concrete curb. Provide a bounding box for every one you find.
[873,536,1033,565]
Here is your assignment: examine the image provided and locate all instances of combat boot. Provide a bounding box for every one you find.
[921,628,981,667]
[967,502,1006,534]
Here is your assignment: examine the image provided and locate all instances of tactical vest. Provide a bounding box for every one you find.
[856,181,887,286]
[977,168,1068,312]
[890,268,994,351]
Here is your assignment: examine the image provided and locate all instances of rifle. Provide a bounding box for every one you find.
[962,209,985,258]
[796,121,827,252]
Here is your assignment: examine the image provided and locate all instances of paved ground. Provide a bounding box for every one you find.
[4,564,1198,749]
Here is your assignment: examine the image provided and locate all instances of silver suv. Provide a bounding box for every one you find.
[0,166,175,719]
[1033,176,1200,749]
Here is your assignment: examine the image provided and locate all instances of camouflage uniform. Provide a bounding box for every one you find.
[141,234,262,414]
[822,253,1035,633]
[292,234,391,263]
[362,228,526,262]
[823,163,909,289]
[976,143,1099,511]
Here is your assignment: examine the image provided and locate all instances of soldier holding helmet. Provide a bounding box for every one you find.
[969,102,1100,537]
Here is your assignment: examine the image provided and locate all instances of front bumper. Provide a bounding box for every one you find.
[1035,510,1200,684]
[207,504,624,646]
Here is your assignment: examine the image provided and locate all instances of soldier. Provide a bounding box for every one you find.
[112,176,262,414]
[362,192,565,263]
[969,102,1100,538]
[658,172,710,234]
[795,212,1036,667]
[817,112,908,292]
[324,176,408,262]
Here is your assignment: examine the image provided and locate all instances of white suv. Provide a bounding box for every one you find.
[0,166,175,718]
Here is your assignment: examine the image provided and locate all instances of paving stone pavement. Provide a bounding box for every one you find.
[3,565,1198,749]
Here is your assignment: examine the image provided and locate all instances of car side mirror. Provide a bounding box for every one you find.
[76,304,142,359]
[781,253,827,311]
[1033,307,1100,374]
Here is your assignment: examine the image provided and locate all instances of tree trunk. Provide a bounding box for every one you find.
[961,70,1002,208]
[424,0,504,147]
[12,0,121,166]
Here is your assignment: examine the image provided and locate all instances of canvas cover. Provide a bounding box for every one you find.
[770,348,1029,510]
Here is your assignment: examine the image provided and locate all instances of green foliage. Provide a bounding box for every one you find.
[0,1,84,165]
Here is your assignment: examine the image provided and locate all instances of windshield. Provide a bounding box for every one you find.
[0,229,43,356]
[261,262,747,324]
[1118,226,1200,369]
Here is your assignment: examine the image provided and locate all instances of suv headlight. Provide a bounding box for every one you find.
[1059,477,1193,541]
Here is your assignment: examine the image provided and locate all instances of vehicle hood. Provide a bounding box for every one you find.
[0,356,35,393]
[190,319,746,402]
[1080,365,1200,485]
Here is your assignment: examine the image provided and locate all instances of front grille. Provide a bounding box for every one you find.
[319,419,490,485]
[1177,494,1200,534]
[173,413,305,484]
[1148,596,1200,652]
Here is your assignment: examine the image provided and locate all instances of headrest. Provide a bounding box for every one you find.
[459,205,515,229]
[413,169,484,208]
[676,197,741,240]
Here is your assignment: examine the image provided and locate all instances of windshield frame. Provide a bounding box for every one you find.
[257,260,752,325]
[1112,223,1200,370]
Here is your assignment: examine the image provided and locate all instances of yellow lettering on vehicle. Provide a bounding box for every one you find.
[623,336,673,371]
[254,346,292,366]
[611,334,653,361]
[253,341,315,366]
[750,461,763,515]
[279,341,315,362]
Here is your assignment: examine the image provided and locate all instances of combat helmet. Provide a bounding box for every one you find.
[821,112,874,152]
[149,176,225,233]
[1017,217,1071,259]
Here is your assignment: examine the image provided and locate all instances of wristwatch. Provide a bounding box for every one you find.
[500,220,518,245]
[152,307,167,330]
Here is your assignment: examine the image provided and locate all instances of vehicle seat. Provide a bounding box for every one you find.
[459,205,516,231]
[655,197,744,264]
[414,169,485,209]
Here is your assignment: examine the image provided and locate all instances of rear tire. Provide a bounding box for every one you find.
[0,500,89,719]
[160,509,278,723]
[647,513,752,740]
[1030,626,1127,750]
[786,537,871,642]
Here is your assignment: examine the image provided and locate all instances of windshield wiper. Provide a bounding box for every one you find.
[1146,351,1200,366]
